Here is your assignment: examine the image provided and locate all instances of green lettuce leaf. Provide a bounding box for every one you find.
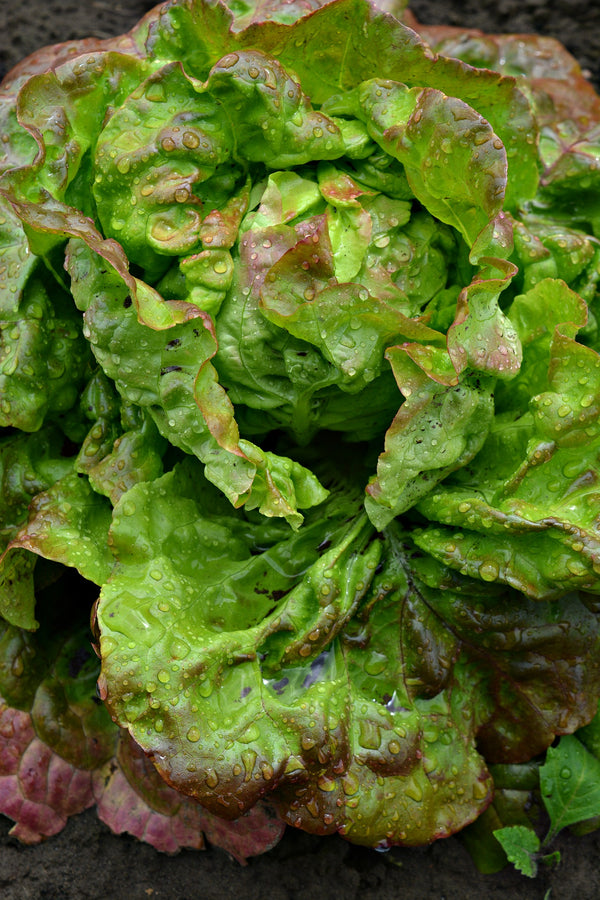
[414,280,600,599]
[364,344,494,529]
[0,570,284,857]
[96,455,600,845]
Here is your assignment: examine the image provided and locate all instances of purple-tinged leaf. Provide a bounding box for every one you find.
[94,733,285,860]
[0,701,95,843]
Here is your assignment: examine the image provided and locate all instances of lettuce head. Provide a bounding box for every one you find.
[0,0,600,856]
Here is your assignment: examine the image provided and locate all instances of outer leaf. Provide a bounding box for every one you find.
[97,458,600,846]
[535,113,600,222]
[0,574,283,856]
[0,551,38,633]
[576,702,600,759]
[0,427,74,542]
[0,701,96,843]
[0,199,36,315]
[3,192,200,332]
[144,0,236,75]
[415,310,600,599]
[97,460,492,845]
[6,51,150,211]
[0,590,116,843]
[415,559,600,764]
[415,19,600,217]
[4,472,114,586]
[0,82,38,308]
[94,732,284,860]
[0,91,37,176]
[225,0,329,29]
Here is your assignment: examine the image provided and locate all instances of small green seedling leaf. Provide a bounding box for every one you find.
[540,735,600,843]
[493,825,540,878]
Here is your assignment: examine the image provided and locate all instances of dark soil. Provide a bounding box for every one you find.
[0,1,598,898]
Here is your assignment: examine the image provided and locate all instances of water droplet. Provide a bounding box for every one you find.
[239,723,260,743]
[562,461,581,479]
[182,131,200,149]
[358,720,381,750]
[374,235,390,249]
[404,779,423,802]
[170,640,189,659]
[206,768,219,788]
[479,561,499,582]
[261,762,274,780]
[11,657,24,677]
[342,773,359,796]
[364,652,387,675]
[219,53,239,69]
[242,749,257,780]
[145,82,166,102]
[187,726,201,742]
